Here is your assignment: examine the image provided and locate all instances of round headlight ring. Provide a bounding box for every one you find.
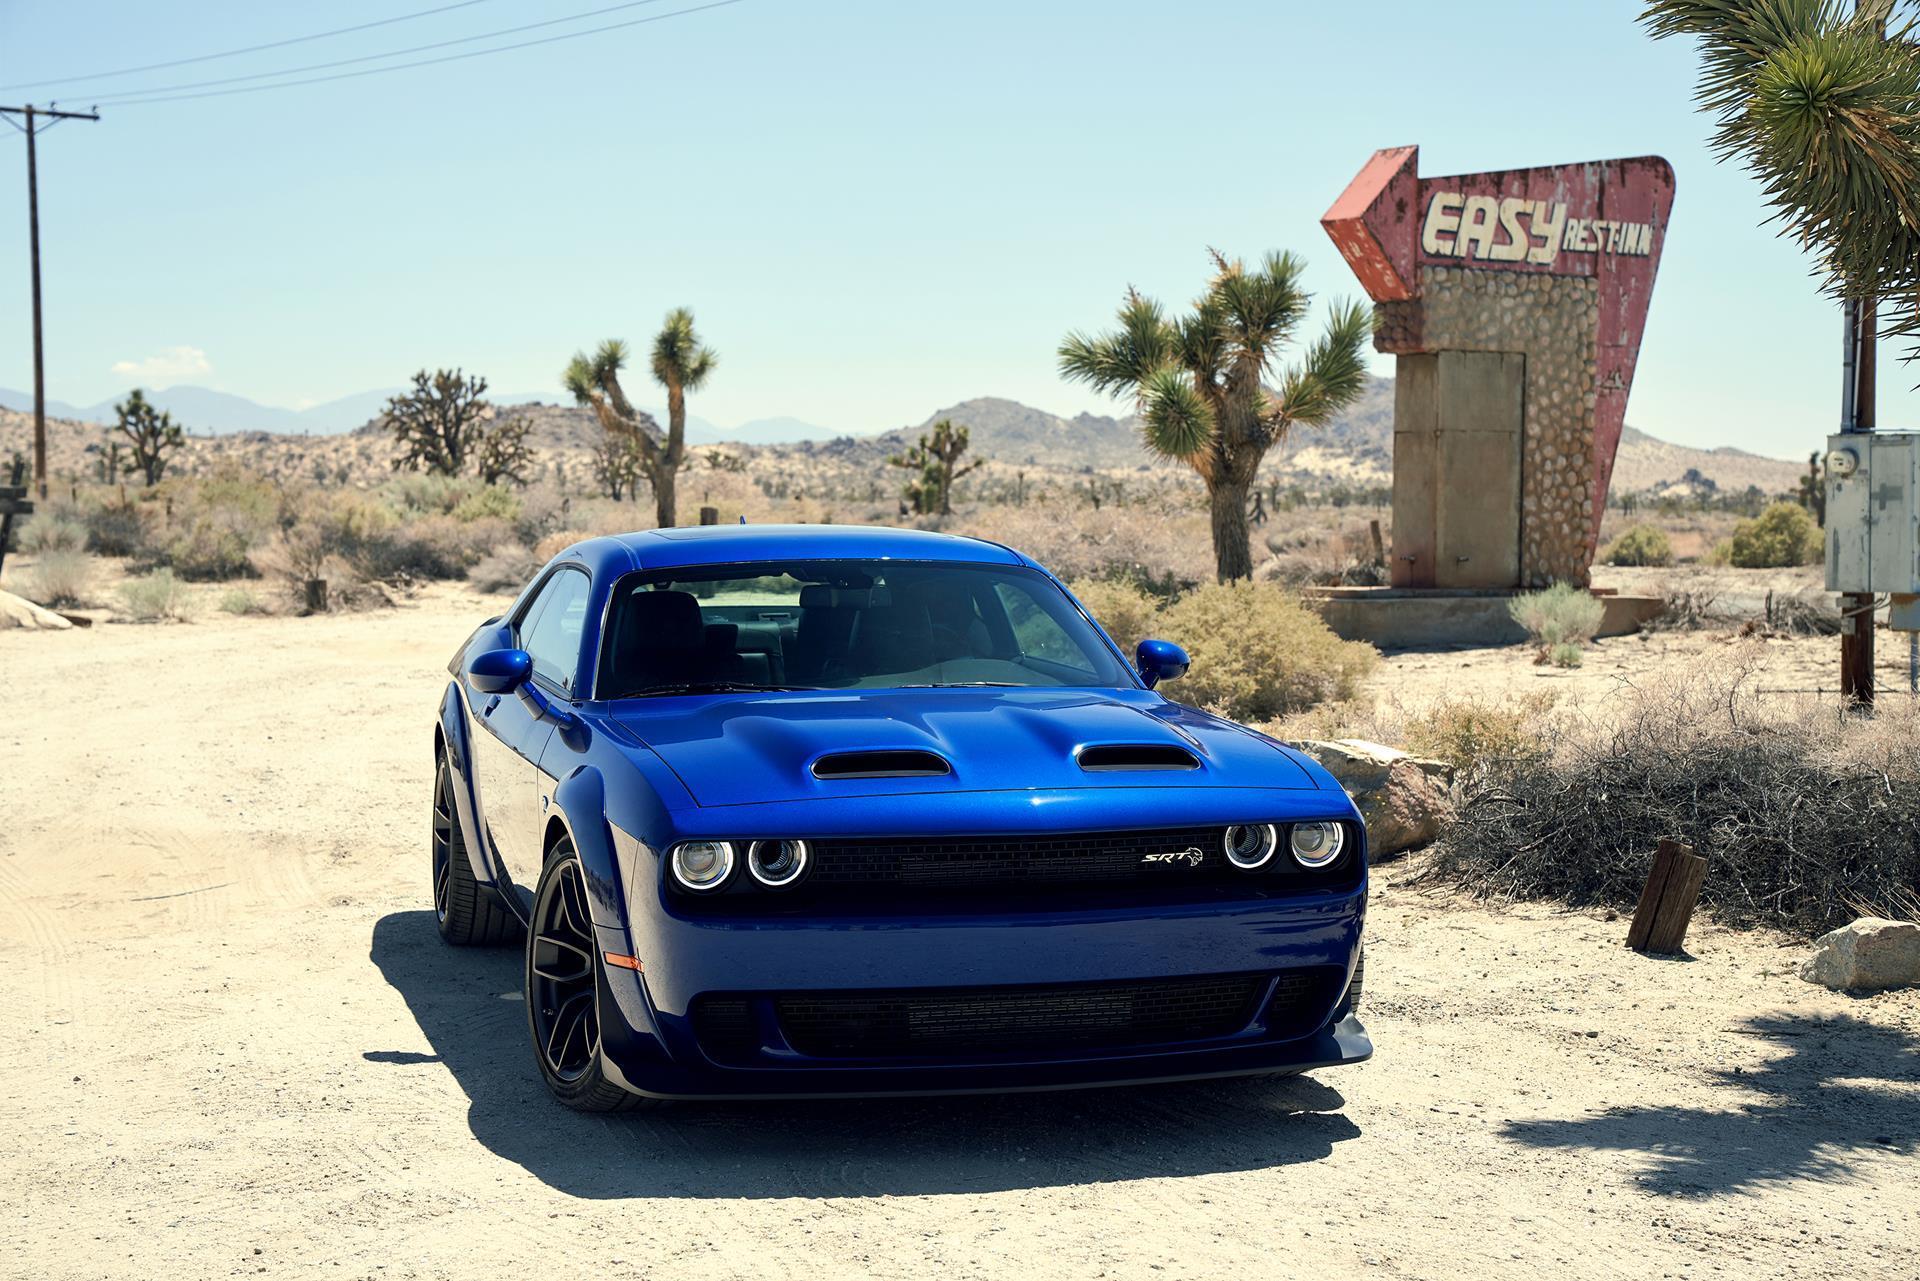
[746,838,810,889]
[1223,822,1278,870]
[1289,821,1345,869]
[670,839,735,892]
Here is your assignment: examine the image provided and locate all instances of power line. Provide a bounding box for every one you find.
[0,0,502,93]
[89,0,680,106]
[98,1,743,107]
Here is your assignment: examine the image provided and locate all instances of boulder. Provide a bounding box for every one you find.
[1290,739,1455,858]
[1799,918,1920,993]
[0,589,73,630]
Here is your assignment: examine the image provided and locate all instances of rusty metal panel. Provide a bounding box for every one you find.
[1391,356,1438,588]
[1434,352,1523,589]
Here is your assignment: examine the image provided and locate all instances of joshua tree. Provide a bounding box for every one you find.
[1642,1,1919,367]
[115,389,184,485]
[474,414,535,486]
[384,369,490,476]
[1061,249,1370,581]
[589,433,644,502]
[564,308,716,528]
[890,418,982,516]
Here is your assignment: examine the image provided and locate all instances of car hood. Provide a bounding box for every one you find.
[601,686,1320,808]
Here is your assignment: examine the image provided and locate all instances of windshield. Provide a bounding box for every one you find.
[596,559,1134,698]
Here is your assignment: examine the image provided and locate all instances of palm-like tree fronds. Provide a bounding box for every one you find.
[1268,299,1374,431]
[1059,290,1176,394]
[1140,365,1217,461]
[651,308,716,391]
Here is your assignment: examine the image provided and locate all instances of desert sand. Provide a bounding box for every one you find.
[3,582,1916,1280]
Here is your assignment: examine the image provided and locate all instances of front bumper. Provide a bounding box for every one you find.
[593,888,1370,1099]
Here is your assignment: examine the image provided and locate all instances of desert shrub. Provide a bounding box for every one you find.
[1402,694,1555,780]
[1602,523,1673,567]
[20,515,87,554]
[28,549,92,606]
[1509,582,1603,656]
[355,514,506,580]
[1547,641,1584,668]
[387,473,476,516]
[1429,661,1920,937]
[1068,576,1162,654]
[1155,582,1377,720]
[218,586,269,615]
[948,503,1213,588]
[145,469,284,579]
[161,518,258,580]
[450,485,521,524]
[468,545,543,594]
[1728,501,1821,568]
[83,500,152,557]
[117,568,189,622]
[1705,538,1734,566]
[534,528,589,560]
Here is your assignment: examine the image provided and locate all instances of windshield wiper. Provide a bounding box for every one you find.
[620,681,823,699]
[895,681,1027,688]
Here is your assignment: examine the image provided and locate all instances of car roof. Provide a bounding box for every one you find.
[567,523,1029,574]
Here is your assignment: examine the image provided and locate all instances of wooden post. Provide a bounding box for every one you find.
[698,505,719,525]
[1626,838,1707,955]
[0,457,32,584]
[302,578,328,616]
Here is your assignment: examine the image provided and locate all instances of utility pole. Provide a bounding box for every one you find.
[3,104,101,501]
[1840,298,1877,706]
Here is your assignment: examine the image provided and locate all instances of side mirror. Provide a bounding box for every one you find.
[468,647,532,694]
[1135,638,1190,689]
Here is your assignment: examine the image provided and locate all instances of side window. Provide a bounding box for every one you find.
[518,571,592,693]
[992,581,1091,672]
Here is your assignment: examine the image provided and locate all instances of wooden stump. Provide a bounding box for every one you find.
[698,506,719,526]
[1626,838,1707,955]
[302,578,329,616]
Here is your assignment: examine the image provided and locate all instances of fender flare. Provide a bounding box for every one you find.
[548,765,630,945]
[435,680,506,892]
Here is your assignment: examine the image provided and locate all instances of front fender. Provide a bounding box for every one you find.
[437,681,505,891]
[549,766,630,946]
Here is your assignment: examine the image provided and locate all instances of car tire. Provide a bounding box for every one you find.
[432,755,522,947]
[526,839,649,1112]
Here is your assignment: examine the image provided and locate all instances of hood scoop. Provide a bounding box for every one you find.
[811,749,953,780]
[1076,743,1201,772]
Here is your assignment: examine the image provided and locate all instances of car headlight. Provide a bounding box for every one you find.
[1288,821,1345,869]
[1223,822,1278,870]
[746,838,810,888]
[670,839,735,891]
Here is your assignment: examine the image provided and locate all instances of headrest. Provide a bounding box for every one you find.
[624,590,704,650]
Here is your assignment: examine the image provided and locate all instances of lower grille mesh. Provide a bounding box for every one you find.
[773,972,1265,1059]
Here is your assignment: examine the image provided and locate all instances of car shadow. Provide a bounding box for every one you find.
[1501,1010,1919,1196]
[369,910,1361,1199]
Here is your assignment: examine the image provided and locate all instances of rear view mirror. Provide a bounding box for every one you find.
[468,647,532,694]
[1135,638,1190,689]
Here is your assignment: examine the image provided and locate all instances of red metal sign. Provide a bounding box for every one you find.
[1324,146,1675,526]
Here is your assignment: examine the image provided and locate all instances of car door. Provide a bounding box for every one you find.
[472,566,591,893]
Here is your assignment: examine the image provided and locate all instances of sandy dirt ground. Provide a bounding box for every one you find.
[3,581,1917,1281]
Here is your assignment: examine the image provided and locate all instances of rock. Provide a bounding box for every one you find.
[1799,918,1920,993]
[0,589,74,630]
[1290,739,1455,858]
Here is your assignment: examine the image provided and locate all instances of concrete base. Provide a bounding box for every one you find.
[1306,586,1663,650]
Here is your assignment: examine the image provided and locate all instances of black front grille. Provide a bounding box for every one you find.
[773,972,1266,1059]
[1263,968,1340,1039]
[808,827,1232,888]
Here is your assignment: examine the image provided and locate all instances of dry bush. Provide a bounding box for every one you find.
[1068,576,1163,654]
[117,568,189,622]
[1509,582,1603,665]
[1402,693,1557,779]
[1157,582,1378,720]
[144,468,286,580]
[217,586,270,616]
[28,549,92,607]
[20,514,87,554]
[1728,501,1821,568]
[949,503,1213,587]
[449,485,521,524]
[468,546,544,594]
[1427,655,1920,937]
[81,500,151,557]
[1602,523,1674,567]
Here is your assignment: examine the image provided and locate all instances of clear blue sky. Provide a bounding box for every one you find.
[2,0,1913,454]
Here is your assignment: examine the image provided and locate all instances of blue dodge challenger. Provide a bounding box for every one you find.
[433,524,1370,1108]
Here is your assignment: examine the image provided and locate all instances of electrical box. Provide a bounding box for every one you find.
[1826,431,1920,596]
